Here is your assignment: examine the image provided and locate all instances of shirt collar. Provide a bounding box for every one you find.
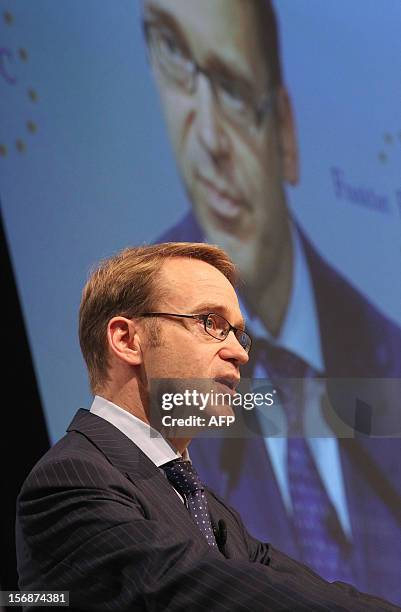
[90,395,189,467]
[241,224,324,372]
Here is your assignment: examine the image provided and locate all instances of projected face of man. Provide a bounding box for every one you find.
[143,0,298,327]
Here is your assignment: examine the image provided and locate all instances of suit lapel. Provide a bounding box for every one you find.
[67,409,216,553]
[67,409,186,507]
[299,228,388,378]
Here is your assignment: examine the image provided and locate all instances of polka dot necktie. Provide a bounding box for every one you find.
[162,459,217,547]
[254,340,354,583]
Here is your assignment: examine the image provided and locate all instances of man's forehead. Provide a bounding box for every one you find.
[157,257,243,323]
[159,257,231,289]
[144,0,249,27]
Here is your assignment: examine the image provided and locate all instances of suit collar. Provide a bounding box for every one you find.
[89,395,182,467]
[67,408,159,479]
[296,227,393,376]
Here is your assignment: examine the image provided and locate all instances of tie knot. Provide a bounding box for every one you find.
[162,459,204,495]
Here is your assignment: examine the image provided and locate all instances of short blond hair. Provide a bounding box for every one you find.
[79,242,237,393]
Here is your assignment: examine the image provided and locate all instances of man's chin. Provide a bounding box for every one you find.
[203,225,263,287]
[200,206,248,241]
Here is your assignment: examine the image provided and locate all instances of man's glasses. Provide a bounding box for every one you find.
[143,20,274,132]
[138,312,252,354]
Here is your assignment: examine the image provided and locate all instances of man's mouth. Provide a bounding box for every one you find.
[196,172,245,221]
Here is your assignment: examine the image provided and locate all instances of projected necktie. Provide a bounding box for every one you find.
[255,340,353,583]
[162,459,217,547]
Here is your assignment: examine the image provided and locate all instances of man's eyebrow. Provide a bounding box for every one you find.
[205,55,255,96]
[143,4,189,49]
[192,302,246,329]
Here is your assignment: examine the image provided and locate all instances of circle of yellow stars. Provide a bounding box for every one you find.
[1,10,39,156]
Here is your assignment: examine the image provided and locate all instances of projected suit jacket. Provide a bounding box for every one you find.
[16,409,400,611]
[157,211,401,605]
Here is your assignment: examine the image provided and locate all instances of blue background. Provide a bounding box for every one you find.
[1,0,400,442]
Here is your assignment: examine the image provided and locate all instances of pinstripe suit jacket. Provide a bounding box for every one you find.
[16,409,399,611]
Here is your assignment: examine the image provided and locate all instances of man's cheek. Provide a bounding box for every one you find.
[157,89,185,147]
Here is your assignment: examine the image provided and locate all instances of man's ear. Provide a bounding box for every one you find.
[107,317,143,366]
[276,85,299,186]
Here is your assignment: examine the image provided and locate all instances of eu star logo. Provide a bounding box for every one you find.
[1,7,39,157]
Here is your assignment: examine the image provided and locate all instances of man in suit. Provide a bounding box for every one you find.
[142,0,401,603]
[16,243,399,610]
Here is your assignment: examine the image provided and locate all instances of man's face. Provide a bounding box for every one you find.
[141,257,249,395]
[143,0,297,287]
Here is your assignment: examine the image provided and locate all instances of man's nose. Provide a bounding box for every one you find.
[195,73,229,158]
[219,330,250,367]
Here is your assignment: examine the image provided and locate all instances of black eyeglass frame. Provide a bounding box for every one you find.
[142,19,275,129]
[137,312,252,353]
